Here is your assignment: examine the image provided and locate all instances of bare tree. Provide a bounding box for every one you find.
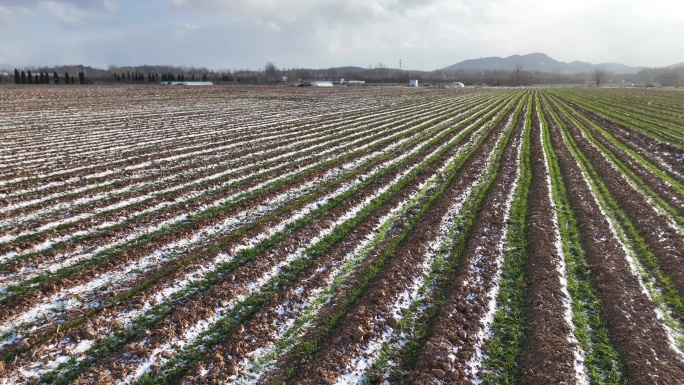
[264,61,279,82]
[593,67,607,87]
[515,63,523,86]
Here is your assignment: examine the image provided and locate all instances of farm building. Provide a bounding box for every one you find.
[409,79,419,87]
[310,81,334,87]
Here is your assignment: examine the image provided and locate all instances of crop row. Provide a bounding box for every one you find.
[1,86,683,384]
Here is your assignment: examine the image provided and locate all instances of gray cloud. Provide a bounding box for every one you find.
[2,0,682,70]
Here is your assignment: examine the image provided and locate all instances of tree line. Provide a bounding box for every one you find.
[12,69,85,84]
[3,62,681,87]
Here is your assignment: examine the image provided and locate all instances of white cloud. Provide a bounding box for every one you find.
[103,0,118,12]
[39,0,93,27]
[175,22,199,36]
[1,0,683,69]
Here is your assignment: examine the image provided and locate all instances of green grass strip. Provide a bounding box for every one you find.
[2,96,491,362]
[553,90,684,148]
[137,95,502,385]
[540,92,627,384]
[277,93,523,384]
[368,92,529,385]
[546,95,684,352]
[0,96,467,267]
[1,94,501,304]
[550,93,684,211]
[132,92,521,385]
[479,93,533,384]
[34,91,520,384]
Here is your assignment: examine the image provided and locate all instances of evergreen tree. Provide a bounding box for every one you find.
[27,70,33,84]
[15,69,20,84]
[79,71,85,84]
[54,71,59,84]
[192,73,195,81]
[202,73,207,82]
[21,71,27,84]
[35,74,39,84]
[71,76,75,84]
[65,72,70,84]
[40,72,45,84]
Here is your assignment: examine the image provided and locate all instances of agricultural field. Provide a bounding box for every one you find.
[0,84,682,384]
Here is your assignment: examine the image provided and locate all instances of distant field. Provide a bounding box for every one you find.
[0,85,683,384]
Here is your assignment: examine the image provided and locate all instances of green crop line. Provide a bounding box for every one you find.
[560,89,684,123]
[33,91,520,384]
[479,93,533,384]
[371,93,527,384]
[549,93,684,206]
[137,93,521,385]
[570,89,684,125]
[539,92,625,384]
[0,94,475,270]
[558,88,684,132]
[545,95,684,354]
[552,89,684,148]
[277,93,523,384]
[0,93,510,306]
[4,92,512,365]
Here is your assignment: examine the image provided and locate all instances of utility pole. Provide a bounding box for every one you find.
[399,59,402,71]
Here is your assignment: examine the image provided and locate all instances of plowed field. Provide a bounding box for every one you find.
[1,85,683,384]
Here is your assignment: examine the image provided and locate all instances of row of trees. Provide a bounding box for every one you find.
[4,62,680,87]
[111,71,211,83]
[12,69,84,84]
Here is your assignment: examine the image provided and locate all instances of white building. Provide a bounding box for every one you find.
[310,81,334,87]
[409,79,419,87]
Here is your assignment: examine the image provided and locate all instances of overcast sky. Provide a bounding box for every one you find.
[0,0,682,71]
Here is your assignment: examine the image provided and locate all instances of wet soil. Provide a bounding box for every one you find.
[280,100,518,385]
[543,100,684,384]
[406,102,525,384]
[517,103,577,384]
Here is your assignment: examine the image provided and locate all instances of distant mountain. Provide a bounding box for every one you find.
[442,53,647,74]
[668,62,684,69]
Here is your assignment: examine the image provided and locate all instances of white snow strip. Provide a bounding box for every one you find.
[566,113,683,237]
[566,128,684,361]
[119,161,420,385]
[0,93,493,384]
[539,109,589,385]
[233,116,492,384]
[462,109,525,383]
